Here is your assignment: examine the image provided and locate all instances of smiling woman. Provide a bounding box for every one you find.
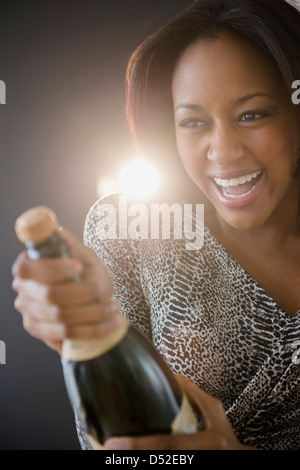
[172,33,300,228]
[12,0,300,451]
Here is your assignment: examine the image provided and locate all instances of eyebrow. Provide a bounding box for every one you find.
[235,92,276,105]
[175,103,204,112]
[175,92,276,112]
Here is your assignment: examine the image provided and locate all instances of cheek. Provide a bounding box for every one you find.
[246,123,299,173]
[175,131,189,162]
[176,132,205,174]
[248,128,280,165]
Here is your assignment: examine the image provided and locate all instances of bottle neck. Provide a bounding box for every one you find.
[26,232,69,259]
[62,316,130,362]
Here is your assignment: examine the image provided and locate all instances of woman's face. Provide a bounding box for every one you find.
[172,34,300,230]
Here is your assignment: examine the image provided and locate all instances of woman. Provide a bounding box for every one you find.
[12,0,300,450]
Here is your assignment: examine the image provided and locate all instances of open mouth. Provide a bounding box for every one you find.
[211,170,265,208]
[214,171,263,199]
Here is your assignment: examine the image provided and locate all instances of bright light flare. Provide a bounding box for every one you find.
[117,159,160,199]
[97,177,119,197]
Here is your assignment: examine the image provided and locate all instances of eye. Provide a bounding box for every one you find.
[241,113,261,121]
[239,111,270,122]
[179,119,206,129]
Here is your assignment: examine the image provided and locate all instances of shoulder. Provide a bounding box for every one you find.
[84,193,141,266]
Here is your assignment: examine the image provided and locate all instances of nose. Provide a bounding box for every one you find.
[207,123,244,165]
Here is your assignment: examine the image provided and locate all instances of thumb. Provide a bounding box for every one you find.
[175,375,229,432]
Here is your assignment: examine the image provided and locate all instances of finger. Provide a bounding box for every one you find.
[13,229,113,298]
[13,277,110,307]
[22,311,121,343]
[22,314,68,343]
[104,430,231,451]
[12,251,83,283]
[176,376,227,432]
[54,300,121,326]
[14,292,120,325]
[104,433,201,450]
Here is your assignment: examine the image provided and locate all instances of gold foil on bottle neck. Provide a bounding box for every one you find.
[62,315,130,362]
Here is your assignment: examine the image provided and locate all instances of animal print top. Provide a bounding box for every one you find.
[75,193,300,450]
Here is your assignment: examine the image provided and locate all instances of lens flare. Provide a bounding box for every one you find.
[118,159,160,199]
[97,177,119,197]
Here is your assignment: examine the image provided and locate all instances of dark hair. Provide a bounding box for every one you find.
[125,0,300,181]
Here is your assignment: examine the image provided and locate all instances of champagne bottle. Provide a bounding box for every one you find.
[15,206,199,449]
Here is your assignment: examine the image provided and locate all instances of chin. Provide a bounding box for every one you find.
[217,212,269,231]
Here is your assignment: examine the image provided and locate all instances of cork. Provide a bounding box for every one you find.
[15,206,58,244]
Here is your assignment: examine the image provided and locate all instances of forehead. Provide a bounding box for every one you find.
[172,33,285,102]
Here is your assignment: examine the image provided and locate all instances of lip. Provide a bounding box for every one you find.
[208,169,264,180]
[210,171,266,209]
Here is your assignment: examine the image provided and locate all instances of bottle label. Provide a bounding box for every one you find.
[61,316,130,362]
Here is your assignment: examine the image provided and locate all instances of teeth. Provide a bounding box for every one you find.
[214,171,262,188]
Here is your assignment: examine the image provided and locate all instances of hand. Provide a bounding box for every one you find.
[104,376,252,450]
[12,228,121,354]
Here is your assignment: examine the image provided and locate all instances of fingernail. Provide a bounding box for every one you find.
[107,300,121,314]
[103,317,120,332]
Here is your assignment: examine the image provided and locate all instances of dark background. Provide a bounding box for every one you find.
[0,0,192,450]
